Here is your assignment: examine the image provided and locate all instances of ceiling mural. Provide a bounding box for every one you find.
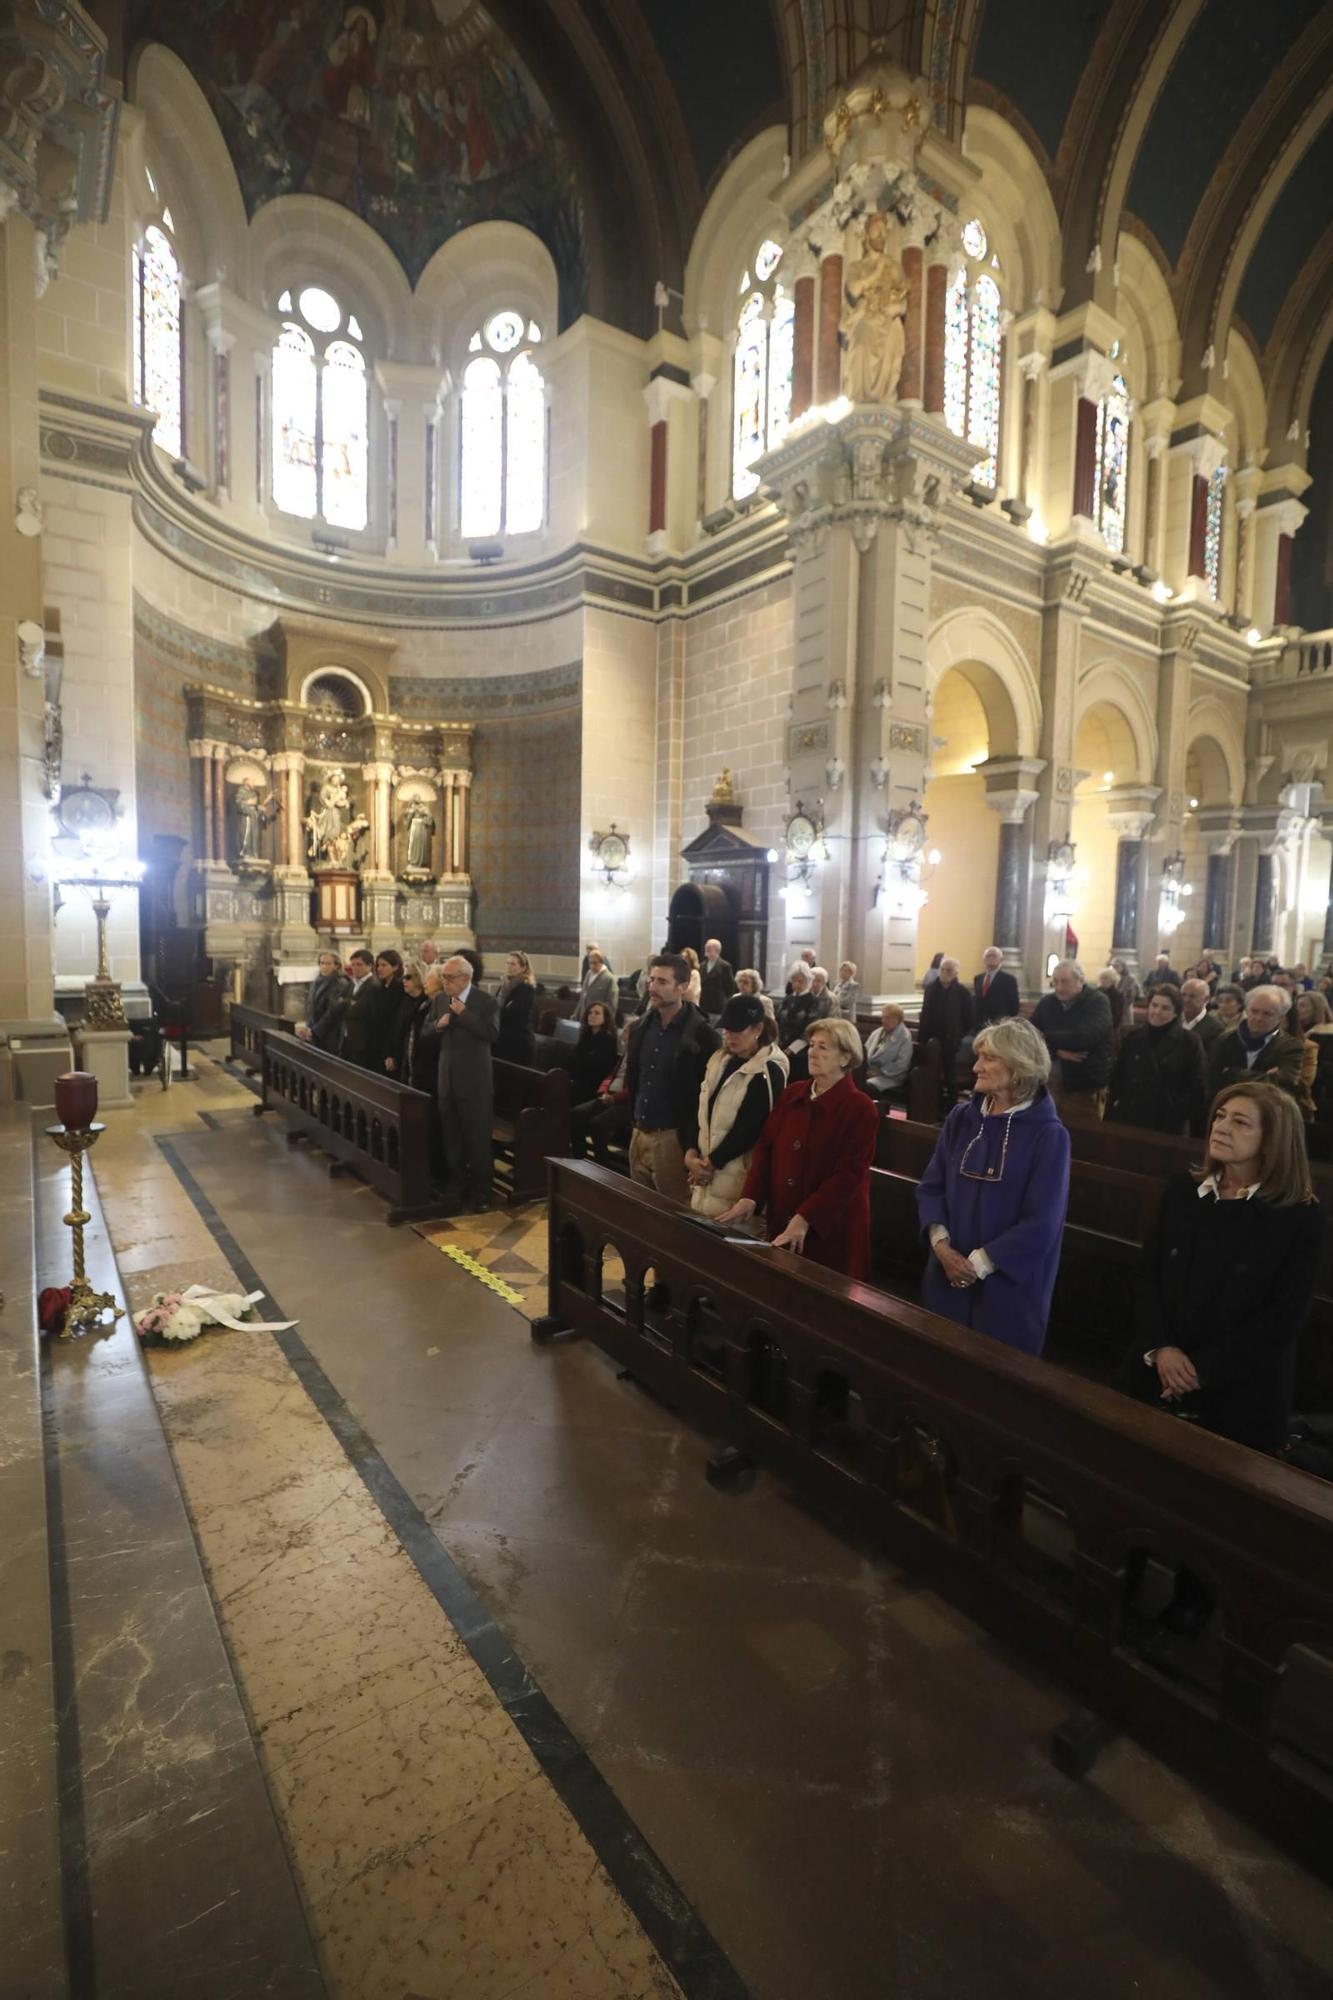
[128,0,587,311]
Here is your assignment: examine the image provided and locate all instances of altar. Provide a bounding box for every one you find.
[179,617,475,1015]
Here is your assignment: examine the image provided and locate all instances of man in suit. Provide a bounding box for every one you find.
[1179,977,1223,1052]
[699,937,735,1017]
[1206,984,1305,1103]
[575,947,617,1023]
[972,946,1020,1027]
[432,953,500,1209]
[336,949,388,1068]
[1143,952,1181,994]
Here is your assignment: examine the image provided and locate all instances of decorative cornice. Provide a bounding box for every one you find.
[0,1,119,287]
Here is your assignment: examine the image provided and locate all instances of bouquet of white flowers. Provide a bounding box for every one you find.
[135,1285,297,1345]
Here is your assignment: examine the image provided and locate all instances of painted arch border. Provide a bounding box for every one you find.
[926,607,1042,761]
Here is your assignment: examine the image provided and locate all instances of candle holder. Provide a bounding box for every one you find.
[44,1122,124,1337]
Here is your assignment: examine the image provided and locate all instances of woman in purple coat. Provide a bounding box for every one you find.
[915,1017,1071,1356]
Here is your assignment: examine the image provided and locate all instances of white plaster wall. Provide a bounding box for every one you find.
[581,608,656,976]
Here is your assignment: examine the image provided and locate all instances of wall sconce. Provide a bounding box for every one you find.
[587,823,631,885]
[826,679,848,711]
[1044,838,1077,929]
[825,754,846,792]
[1159,850,1190,935]
[875,804,932,915]
[869,755,888,789]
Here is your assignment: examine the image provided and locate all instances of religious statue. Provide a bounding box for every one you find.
[304,767,368,868]
[403,799,435,874]
[841,212,909,405]
[711,767,734,804]
[233,782,274,867]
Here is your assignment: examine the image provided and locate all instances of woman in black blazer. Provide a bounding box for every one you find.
[1125,1080,1326,1457]
[495,950,538,1066]
[1104,983,1206,1134]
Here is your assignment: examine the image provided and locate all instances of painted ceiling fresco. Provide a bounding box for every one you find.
[129,0,586,311]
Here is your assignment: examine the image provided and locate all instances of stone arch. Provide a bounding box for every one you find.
[1073,660,1157,784]
[249,197,415,365]
[1185,701,1245,809]
[129,42,250,294]
[1116,233,1180,404]
[416,222,559,382]
[926,609,1041,760]
[959,107,1061,314]
[683,128,789,342]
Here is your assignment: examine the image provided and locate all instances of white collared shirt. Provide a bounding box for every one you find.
[1196,1174,1260,1201]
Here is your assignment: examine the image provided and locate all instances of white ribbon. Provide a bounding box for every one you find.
[177,1284,299,1333]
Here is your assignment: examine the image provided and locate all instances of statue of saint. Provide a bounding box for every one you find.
[404,800,435,873]
[711,767,734,803]
[233,782,272,865]
[841,212,909,405]
[304,768,367,868]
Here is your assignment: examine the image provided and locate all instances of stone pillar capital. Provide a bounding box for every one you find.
[1104,783,1162,840]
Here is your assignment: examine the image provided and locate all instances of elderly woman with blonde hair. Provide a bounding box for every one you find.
[916,1017,1071,1356]
[716,1015,879,1277]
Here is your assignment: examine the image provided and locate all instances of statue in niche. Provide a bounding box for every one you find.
[232,782,275,868]
[403,799,436,874]
[304,767,368,869]
[841,211,909,404]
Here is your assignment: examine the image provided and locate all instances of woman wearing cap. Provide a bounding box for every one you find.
[916,1017,1071,1356]
[685,995,789,1219]
[715,1016,878,1277]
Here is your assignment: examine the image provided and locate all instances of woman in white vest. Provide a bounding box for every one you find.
[685,993,789,1218]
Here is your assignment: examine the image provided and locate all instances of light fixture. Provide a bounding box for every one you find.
[1189,796,1199,809]
[1246,627,1262,647]
[1151,580,1173,603]
[1026,513,1049,546]
[1103,770,1114,785]
[1044,839,1077,929]
[1159,851,1187,935]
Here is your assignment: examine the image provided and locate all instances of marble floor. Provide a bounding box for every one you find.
[86,1053,1333,2000]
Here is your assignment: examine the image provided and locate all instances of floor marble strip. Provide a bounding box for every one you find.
[153,1135,746,2000]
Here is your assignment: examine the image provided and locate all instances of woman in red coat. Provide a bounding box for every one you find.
[716,1017,879,1277]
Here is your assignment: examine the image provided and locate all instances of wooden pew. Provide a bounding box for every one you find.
[228,1001,290,1073]
[532,1161,1333,1878]
[872,1118,1333,1410]
[258,1034,440,1225]
[491,1059,572,1205]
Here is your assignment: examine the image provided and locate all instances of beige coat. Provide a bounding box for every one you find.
[691,1042,789,1218]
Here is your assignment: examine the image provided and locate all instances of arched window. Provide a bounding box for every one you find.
[943,222,1002,489]
[270,286,368,530]
[1204,463,1227,601]
[732,238,793,499]
[459,310,546,539]
[132,223,183,459]
[1094,372,1130,553]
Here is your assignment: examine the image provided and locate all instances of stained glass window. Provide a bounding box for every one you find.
[132,224,183,459]
[458,311,545,539]
[270,287,368,529]
[1094,372,1130,553]
[944,266,1003,487]
[731,237,792,500]
[321,340,368,530]
[272,323,317,520]
[1204,463,1226,600]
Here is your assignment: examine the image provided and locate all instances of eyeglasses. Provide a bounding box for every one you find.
[958,1106,1017,1182]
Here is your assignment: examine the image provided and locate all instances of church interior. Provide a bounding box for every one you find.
[5,2,1333,1995]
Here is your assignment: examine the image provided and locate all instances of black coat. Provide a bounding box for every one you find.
[1207,1027,1306,1101]
[337,976,395,1070]
[495,980,537,1066]
[919,977,974,1050]
[1124,1172,1326,1452]
[624,1002,719,1152]
[400,995,436,1091]
[972,967,1020,1026]
[308,970,350,1051]
[1105,1022,1207,1135]
[1031,986,1115,1089]
[699,956,736,1015]
[571,1027,619,1101]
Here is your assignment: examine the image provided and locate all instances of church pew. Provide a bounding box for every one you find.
[532,1160,1333,1879]
[228,1001,290,1074]
[258,1033,439,1225]
[491,1059,572,1205]
[871,1123,1333,1411]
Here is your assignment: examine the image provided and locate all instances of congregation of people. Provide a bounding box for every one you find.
[290,930,1331,1572]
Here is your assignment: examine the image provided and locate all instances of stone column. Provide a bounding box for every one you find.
[1321,836,1333,959]
[455,771,472,874]
[441,773,456,874]
[760,405,981,993]
[1205,853,1231,952]
[360,761,394,879]
[979,762,1044,977]
[898,213,928,407]
[189,740,214,863]
[1162,417,1226,596]
[374,361,448,564]
[1187,472,1209,582]
[211,747,228,865]
[791,268,816,420]
[1230,462,1261,622]
[642,372,692,554]
[816,253,843,403]
[1015,351,1046,515]
[1021,546,1098,983]
[922,255,948,415]
[1105,793,1161,969]
[1252,850,1276,955]
[691,365,714,521]
[1042,341,1116,542]
[192,286,279,527]
[1252,488,1309,634]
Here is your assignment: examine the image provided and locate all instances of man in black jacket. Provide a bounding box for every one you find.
[972,946,1020,1026]
[1031,961,1114,1107]
[625,953,719,1202]
[298,948,350,1051]
[699,937,735,1017]
[336,950,391,1068]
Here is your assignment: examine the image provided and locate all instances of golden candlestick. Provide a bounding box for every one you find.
[45,1122,124,1337]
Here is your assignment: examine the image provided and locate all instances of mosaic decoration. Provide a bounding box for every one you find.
[127,0,587,313]
[132,224,182,458]
[944,261,1001,488]
[1205,463,1226,602]
[1094,372,1129,554]
[732,260,793,502]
